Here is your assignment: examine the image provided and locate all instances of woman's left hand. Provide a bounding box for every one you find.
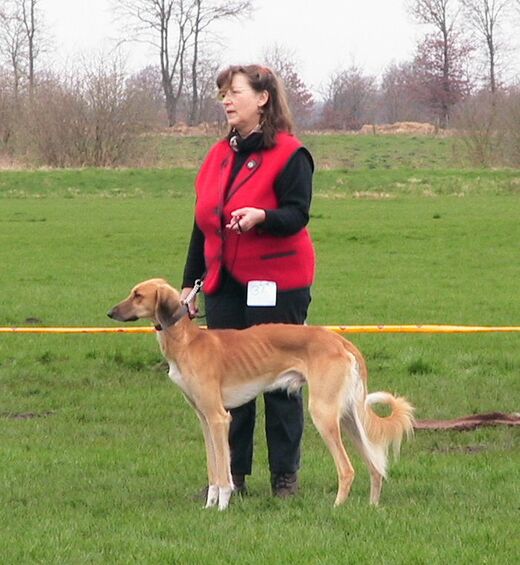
[226,207,266,233]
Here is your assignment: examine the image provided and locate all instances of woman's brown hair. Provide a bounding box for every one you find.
[216,64,294,148]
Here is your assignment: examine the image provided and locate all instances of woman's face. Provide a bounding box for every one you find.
[221,73,268,137]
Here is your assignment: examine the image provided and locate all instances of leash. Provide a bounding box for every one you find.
[195,231,242,321]
[182,278,204,311]
[154,279,204,331]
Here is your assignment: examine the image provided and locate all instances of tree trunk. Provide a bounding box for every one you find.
[489,40,496,93]
[22,0,36,97]
[163,74,177,126]
[188,1,201,126]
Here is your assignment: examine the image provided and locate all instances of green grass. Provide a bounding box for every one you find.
[1,154,519,563]
[1,165,519,201]
[138,132,463,170]
[302,133,461,170]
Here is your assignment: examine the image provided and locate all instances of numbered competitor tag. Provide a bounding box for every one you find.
[247,281,277,307]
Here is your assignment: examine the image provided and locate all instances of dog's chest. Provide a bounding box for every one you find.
[168,361,190,395]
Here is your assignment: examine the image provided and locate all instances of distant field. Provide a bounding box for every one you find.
[138,132,464,170]
[1,164,519,202]
[1,149,519,563]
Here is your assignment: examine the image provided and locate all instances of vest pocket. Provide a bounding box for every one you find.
[259,250,297,260]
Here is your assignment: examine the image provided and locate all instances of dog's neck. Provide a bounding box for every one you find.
[155,306,201,366]
[154,303,190,331]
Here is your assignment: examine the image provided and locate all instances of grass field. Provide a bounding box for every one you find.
[140,132,462,169]
[1,135,519,563]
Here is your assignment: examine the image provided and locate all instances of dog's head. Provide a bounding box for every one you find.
[107,278,185,328]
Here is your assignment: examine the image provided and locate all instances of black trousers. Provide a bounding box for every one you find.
[204,270,311,475]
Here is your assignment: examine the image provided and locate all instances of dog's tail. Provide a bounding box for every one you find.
[341,354,415,479]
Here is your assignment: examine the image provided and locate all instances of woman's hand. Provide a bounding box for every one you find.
[180,287,199,317]
[226,207,266,233]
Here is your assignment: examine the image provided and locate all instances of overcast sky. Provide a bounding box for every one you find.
[43,0,518,93]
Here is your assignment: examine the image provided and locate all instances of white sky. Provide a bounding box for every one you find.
[43,0,518,94]
[43,0,419,91]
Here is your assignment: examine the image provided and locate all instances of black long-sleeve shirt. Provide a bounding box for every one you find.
[182,132,314,288]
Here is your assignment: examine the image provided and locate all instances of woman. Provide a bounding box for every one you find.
[181,64,315,498]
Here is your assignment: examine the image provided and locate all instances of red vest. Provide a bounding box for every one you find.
[195,132,316,294]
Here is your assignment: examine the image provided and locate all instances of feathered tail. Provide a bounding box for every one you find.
[341,357,415,480]
[364,391,415,462]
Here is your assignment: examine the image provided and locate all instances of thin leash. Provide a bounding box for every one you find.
[189,139,248,321]
[154,278,204,331]
[182,278,204,313]
[192,225,242,321]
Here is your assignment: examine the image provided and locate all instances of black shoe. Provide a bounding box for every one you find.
[232,474,249,496]
[271,472,299,498]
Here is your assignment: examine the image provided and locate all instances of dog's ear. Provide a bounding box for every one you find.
[155,284,181,327]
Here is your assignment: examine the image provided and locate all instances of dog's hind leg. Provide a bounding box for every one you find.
[308,395,355,507]
[341,423,384,505]
[369,467,383,505]
[340,354,388,505]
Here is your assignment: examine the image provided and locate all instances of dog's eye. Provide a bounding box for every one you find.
[134,292,142,300]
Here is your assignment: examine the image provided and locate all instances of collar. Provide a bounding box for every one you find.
[229,130,264,154]
[154,303,189,331]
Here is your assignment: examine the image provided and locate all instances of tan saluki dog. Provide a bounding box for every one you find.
[108,278,414,511]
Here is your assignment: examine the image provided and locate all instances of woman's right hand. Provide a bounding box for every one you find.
[180,287,199,318]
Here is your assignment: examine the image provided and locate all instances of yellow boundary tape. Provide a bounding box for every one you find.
[0,325,519,334]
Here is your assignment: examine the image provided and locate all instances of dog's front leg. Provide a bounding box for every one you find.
[194,410,219,508]
[205,408,233,510]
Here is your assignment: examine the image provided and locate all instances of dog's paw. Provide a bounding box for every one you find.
[205,484,219,508]
[218,486,233,511]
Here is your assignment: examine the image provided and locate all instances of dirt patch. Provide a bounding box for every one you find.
[302,122,458,136]
[415,412,520,431]
[430,444,488,454]
[1,411,55,420]
[152,122,224,137]
[353,191,395,200]
[358,122,438,135]
[24,317,42,325]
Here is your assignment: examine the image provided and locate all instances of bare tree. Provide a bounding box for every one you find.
[453,86,520,166]
[0,2,27,98]
[409,0,468,126]
[460,0,512,92]
[115,1,193,126]
[320,65,376,130]
[126,64,166,125]
[115,0,252,126]
[24,58,149,167]
[452,90,504,165]
[379,61,427,123]
[19,0,38,94]
[0,0,46,97]
[187,0,253,125]
[412,31,473,126]
[263,44,314,128]
[502,86,520,165]
[185,53,221,125]
[0,68,17,145]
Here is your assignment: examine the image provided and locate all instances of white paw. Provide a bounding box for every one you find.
[218,486,233,511]
[205,484,219,508]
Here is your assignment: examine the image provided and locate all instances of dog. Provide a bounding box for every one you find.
[108,278,414,510]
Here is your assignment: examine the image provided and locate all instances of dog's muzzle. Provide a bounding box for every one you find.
[107,307,138,322]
